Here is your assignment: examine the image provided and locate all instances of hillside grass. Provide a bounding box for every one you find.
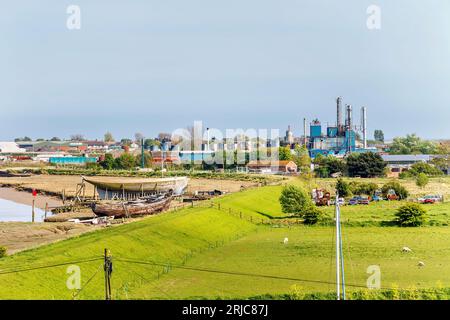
[0,207,256,299]
[136,225,450,299]
[0,176,450,300]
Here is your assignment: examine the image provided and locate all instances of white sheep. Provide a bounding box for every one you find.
[283,237,289,245]
[402,247,412,253]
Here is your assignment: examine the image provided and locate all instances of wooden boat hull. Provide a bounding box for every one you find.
[92,196,172,218]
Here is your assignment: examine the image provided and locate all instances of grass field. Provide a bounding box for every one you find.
[1,176,450,300]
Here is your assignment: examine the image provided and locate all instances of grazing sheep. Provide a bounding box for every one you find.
[283,237,289,245]
[402,247,412,253]
[418,261,425,267]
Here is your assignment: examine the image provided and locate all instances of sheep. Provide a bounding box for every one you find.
[402,247,412,253]
[283,237,289,245]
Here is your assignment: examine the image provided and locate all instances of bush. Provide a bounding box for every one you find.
[394,203,426,227]
[0,246,6,258]
[408,162,443,177]
[416,173,429,188]
[336,179,351,197]
[381,181,409,200]
[279,185,314,216]
[350,182,378,196]
[302,206,321,225]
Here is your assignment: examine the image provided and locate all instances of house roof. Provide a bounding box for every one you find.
[381,155,432,162]
[247,160,297,167]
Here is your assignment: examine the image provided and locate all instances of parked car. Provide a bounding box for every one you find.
[358,197,370,205]
[348,196,361,205]
[418,195,441,204]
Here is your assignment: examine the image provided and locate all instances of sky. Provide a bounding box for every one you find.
[1,0,450,141]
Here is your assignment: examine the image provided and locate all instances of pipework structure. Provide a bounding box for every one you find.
[304,97,375,158]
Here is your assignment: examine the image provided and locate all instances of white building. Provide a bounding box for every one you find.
[0,142,26,154]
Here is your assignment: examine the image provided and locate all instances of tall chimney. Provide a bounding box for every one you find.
[346,105,352,130]
[336,97,343,130]
[303,118,307,146]
[361,107,367,149]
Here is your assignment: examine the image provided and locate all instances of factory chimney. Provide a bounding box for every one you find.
[303,118,307,146]
[336,97,343,131]
[345,105,353,153]
[361,107,367,149]
[346,105,352,130]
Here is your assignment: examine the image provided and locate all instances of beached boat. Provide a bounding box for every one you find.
[82,176,188,200]
[92,195,172,218]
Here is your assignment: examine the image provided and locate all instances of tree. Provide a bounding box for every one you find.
[416,173,429,189]
[346,152,386,178]
[407,162,443,177]
[374,130,385,142]
[350,182,378,196]
[390,134,438,155]
[279,185,314,216]
[292,144,311,173]
[394,203,426,227]
[144,138,161,150]
[336,179,351,197]
[50,137,61,141]
[14,136,31,142]
[135,152,152,168]
[120,138,133,147]
[100,154,116,170]
[114,153,136,170]
[381,181,409,200]
[36,138,45,141]
[302,206,321,225]
[70,134,85,141]
[135,133,144,145]
[104,132,114,143]
[278,146,293,161]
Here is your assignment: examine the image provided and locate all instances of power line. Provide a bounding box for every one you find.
[0,257,103,275]
[115,257,449,294]
[72,263,103,299]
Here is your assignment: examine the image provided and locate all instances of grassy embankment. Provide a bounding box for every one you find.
[1,177,450,299]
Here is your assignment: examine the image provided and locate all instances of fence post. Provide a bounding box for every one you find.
[31,199,35,223]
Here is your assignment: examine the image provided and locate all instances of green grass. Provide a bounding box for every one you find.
[1,177,450,300]
[0,207,256,299]
[136,225,450,299]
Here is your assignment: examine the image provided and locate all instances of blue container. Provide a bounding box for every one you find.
[50,157,97,164]
[310,125,322,138]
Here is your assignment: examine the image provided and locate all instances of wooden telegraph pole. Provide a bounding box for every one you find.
[104,248,113,300]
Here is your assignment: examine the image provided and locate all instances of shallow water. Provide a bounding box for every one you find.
[0,198,46,222]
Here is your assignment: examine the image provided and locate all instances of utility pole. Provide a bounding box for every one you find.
[104,248,112,300]
[335,191,346,300]
[335,191,340,300]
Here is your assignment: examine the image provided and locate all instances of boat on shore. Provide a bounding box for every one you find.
[92,195,172,218]
[82,176,188,200]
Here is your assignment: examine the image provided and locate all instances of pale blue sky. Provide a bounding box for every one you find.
[1,1,450,141]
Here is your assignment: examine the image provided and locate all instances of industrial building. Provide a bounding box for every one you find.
[303,97,376,158]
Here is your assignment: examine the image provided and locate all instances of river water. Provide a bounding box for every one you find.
[0,197,46,222]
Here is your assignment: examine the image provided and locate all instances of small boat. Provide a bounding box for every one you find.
[92,195,172,218]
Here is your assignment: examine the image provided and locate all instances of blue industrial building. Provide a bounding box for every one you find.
[306,97,376,158]
[49,157,98,165]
